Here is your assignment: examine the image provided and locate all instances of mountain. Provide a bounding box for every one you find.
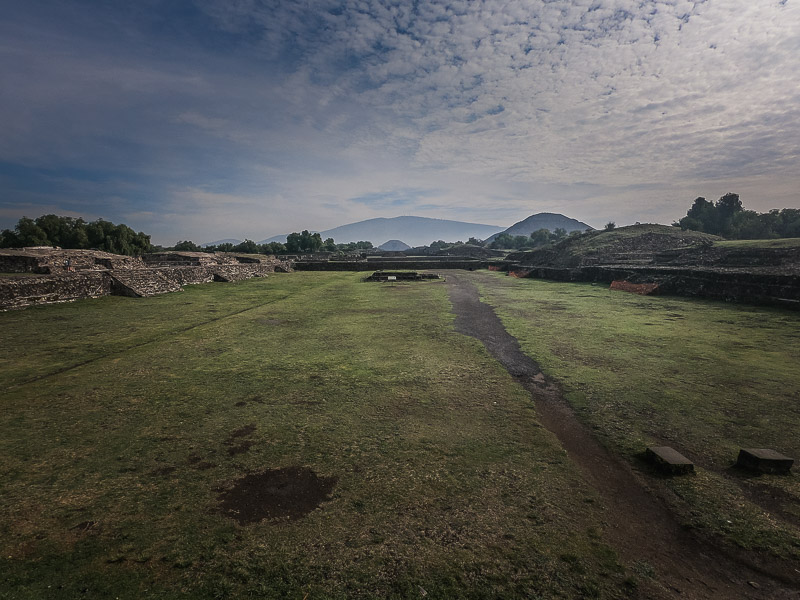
[486,213,592,242]
[260,216,503,248]
[201,238,242,247]
[378,239,411,251]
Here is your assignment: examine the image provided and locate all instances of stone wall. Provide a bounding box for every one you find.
[0,272,111,310]
[520,265,800,309]
[109,265,278,298]
[0,248,143,274]
[0,248,294,310]
[294,259,487,271]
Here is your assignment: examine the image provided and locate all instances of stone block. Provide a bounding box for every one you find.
[645,446,694,475]
[736,448,794,474]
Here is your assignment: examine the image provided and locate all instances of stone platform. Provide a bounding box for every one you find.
[0,248,293,310]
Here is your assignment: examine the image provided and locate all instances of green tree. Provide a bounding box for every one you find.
[529,229,552,247]
[232,239,259,254]
[173,240,201,251]
[285,232,301,253]
[14,217,50,246]
[1,215,151,254]
[265,242,287,254]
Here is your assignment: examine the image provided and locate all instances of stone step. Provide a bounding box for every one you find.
[645,446,694,474]
[109,270,182,297]
[736,448,794,474]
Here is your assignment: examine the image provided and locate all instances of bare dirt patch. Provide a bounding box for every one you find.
[150,466,177,477]
[446,272,800,600]
[228,424,256,439]
[217,467,337,525]
[225,424,257,456]
[227,440,254,456]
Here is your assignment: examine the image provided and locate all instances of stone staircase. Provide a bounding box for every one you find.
[109,269,182,297]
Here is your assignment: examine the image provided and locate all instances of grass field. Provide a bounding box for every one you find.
[475,272,800,558]
[713,238,800,248]
[1,273,634,599]
[3,271,799,599]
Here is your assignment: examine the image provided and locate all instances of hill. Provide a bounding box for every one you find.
[261,216,503,247]
[486,213,592,243]
[508,224,721,268]
[378,239,411,251]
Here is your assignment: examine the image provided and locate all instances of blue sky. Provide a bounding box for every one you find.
[1,0,799,245]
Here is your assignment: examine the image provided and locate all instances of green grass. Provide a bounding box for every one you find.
[475,271,800,558]
[714,238,800,248]
[1,273,636,599]
[569,224,719,253]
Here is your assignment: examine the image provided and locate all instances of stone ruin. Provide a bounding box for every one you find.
[0,247,293,310]
[364,270,441,282]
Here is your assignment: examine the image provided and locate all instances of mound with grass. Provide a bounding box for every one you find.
[503,224,800,307]
[509,224,721,268]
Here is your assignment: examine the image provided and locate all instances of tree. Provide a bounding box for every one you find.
[529,228,552,247]
[13,217,50,246]
[285,232,302,253]
[173,240,201,251]
[285,230,324,253]
[233,239,259,254]
[0,215,152,255]
[604,222,616,231]
[681,197,715,232]
[265,242,287,254]
[676,194,800,239]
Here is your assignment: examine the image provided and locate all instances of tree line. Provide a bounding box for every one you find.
[0,217,376,256]
[178,230,374,255]
[676,193,800,239]
[0,215,152,255]
[488,227,581,250]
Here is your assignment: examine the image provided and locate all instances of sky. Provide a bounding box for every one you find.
[1,0,799,245]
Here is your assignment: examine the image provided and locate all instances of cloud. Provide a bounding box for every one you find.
[1,0,799,243]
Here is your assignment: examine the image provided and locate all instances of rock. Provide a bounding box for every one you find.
[645,446,694,475]
[736,448,794,474]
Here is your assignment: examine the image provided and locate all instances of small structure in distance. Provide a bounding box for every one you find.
[364,271,441,282]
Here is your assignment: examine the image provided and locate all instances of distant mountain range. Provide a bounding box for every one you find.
[259,216,504,248]
[486,213,593,242]
[203,213,592,248]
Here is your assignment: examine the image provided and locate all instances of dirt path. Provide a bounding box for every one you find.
[446,273,799,600]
